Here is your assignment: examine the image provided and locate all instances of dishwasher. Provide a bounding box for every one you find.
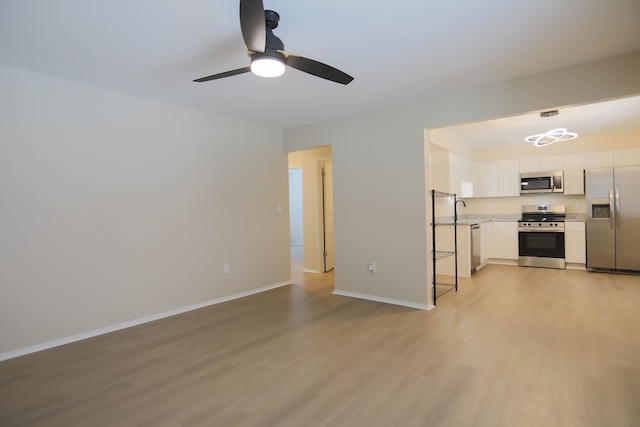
[471,224,481,274]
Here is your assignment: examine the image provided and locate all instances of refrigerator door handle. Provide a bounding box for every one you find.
[609,188,614,229]
[615,187,620,229]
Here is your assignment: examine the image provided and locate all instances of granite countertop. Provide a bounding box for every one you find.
[435,213,586,225]
[434,214,519,225]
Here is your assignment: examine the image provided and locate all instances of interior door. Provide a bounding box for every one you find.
[322,161,335,272]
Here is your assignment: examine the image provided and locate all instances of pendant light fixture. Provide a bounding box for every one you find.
[524,110,578,147]
[525,128,578,147]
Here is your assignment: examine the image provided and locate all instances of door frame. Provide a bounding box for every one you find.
[317,157,334,272]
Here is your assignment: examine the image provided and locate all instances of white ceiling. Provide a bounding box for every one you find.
[432,95,640,150]
[1,0,640,130]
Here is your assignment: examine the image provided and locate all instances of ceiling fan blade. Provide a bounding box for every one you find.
[285,55,354,85]
[239,0,266,54]
[193,67,251,82]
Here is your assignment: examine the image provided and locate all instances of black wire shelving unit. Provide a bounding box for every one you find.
[431,189,458,305]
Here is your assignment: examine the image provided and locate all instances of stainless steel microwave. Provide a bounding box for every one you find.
[520,171,563,194]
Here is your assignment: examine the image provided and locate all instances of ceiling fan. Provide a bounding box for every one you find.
[193,0,354,85]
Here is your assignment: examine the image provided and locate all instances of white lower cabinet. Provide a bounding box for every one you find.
[565,222,586,265]
[480,222,492,263]
[492,222,519,260]
[434,224,471,277]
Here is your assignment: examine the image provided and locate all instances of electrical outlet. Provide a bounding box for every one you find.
[368,262,376,273]
[223,263,229,274]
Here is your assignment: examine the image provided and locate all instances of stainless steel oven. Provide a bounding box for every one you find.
[518,204,566,269]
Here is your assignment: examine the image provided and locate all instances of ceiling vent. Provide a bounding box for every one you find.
[540,110,559,118]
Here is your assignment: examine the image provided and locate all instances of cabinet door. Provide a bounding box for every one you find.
[476,161,498,197]
[563,153,585,195]
[520,156,563,173]
[565,222,586,264]
[430,151,450,193]
[434,225,470,277]
[480,222,493,262]
[614,148,640,167]
[540,155,564,171]
[497,159,520,197]
[449,152,476,197]
[519,158,540,173]
[493,222,518,259]
[584,151,614,168]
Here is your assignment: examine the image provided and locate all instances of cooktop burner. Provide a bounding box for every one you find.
[520,204,565,219]
[519,204,566,230]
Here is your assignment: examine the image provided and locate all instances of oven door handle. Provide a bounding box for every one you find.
[518,228,564,233]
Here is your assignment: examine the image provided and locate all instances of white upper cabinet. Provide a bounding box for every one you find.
[584,151,615,168]
[430,147,640,200]
[541,155,564,171]
[497,159,520,197]
[563,153,585,195]
[430,150,450,193]
[614,148,640,167]
[519,155,563,173]
[448,152,476,197]
[475,161,499,198]
[429,151,476,196]
[519,158,540,173]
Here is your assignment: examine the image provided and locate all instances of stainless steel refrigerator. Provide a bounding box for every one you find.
[585,166,640,272]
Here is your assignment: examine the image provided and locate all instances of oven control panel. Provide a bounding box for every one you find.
[518,221,565,231]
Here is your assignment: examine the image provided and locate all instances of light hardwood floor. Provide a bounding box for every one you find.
[1,264,640,426]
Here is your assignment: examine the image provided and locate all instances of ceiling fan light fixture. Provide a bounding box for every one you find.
[524,128,578,147]
[250,55,285,78]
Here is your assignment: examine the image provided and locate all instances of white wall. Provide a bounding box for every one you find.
[285,107,431,308]
[284,51,640,309]
[0,66,291,356]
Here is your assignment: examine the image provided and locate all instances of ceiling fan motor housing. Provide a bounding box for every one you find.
[265,10,280,29]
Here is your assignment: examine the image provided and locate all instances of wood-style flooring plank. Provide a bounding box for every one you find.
[1,265,640,426]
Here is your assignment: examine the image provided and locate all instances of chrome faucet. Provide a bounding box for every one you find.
[456,199,467,208]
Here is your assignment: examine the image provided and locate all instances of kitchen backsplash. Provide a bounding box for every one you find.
[459,193,586,215]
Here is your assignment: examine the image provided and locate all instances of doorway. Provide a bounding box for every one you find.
[288,168,304,265]
[287,146,334,274]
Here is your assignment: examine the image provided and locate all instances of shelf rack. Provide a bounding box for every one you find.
[431,189,458,305]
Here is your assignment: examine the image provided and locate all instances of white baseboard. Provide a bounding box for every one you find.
[487,259,519,266]
[0,280,293,362]
[332,289,433,311]
[303,268,321,273]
